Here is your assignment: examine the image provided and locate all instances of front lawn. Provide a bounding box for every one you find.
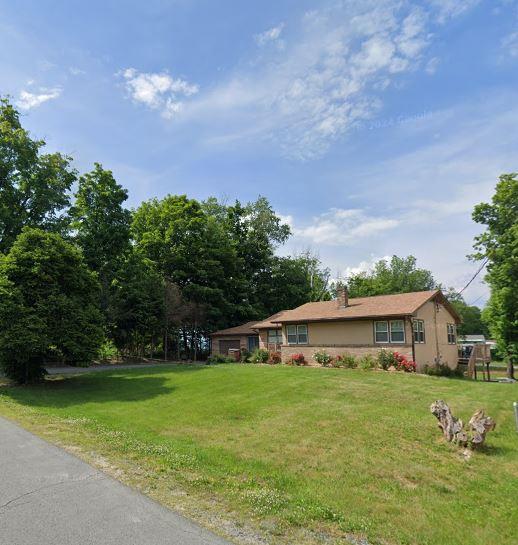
[0,365,516,545]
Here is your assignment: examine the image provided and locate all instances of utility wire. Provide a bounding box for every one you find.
[457,258,489,296]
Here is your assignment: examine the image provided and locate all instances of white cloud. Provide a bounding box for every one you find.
[179,0,480,160]
[429,0,482,23]
[120,68,199,119]
[501,31,518,57]
[425,56,440,74]
[16,87,61,110]
[255,23,285,46]
[292,208,399,245]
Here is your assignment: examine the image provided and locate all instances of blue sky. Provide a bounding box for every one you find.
[1,0,518,305]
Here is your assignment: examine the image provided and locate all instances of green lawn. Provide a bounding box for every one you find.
[1,365,517,545]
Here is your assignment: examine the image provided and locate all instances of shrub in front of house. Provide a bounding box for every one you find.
[268,351,282,364]
[313,350,333,366]
[359,354,377,370]
[250,348,269,364]
[340,353,358,368]
[392,351,417,373]
[424,363,463,377]
[207,354,236,364]
[288,353,307,366]
[377,349,398,370]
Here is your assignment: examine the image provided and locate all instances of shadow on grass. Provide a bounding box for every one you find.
[0,365,207,409]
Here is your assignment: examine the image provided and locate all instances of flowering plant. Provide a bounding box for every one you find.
[289,353,307,366]
[268,351,281,364]
[313,350,333,366]
[393,351,417,373]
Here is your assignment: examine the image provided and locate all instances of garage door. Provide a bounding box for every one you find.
[219,339,241,355]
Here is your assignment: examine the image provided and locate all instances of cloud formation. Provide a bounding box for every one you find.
[254,23,284,46]
[16,88,61,110]
[120,68,199,119]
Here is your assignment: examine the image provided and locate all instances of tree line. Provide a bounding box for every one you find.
[0,97,515,382]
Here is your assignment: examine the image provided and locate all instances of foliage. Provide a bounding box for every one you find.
[313,349,333,366]
[108,251,164,357]
[206,354,236,364]
[268,351,282,364]
[69,163,131,310]
[358,354,377,370]
[376,349,398,370]
[339,353,358,368]
[472,173,518,379]
[0,228,103,383]
[250,348,269,364]
[444,289,488,336]
[344,255,437,298]
[0,97,76,253]
[288,353,307,366]
[392,352,417,373]
[424,363,464,378]
[97,338,119,361]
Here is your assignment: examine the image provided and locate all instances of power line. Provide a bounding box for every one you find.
[468,294,484,306]
[458,258,489,296]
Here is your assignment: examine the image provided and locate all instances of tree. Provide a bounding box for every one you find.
[0,228,103,383]
[108,251,164,358]
[70,163,131,276]
[347,255,437,298]
[0,97,76,253]
[472,173,518,379]
[444,289,488,337]
[69,163,132,310]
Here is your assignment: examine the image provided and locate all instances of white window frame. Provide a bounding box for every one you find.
[413,319,425,344]
[374,321,389,343]
[375,320,406,344]
[389,320,405,344]
[286,324,308,345]
[447,323,456,344]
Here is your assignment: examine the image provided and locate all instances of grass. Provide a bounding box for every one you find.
[0,364,517,545]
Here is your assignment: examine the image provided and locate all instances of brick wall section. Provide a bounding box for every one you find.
[280,344,413,366]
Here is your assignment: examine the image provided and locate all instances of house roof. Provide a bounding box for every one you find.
[210,321,259,337]
[271,290,461,324]
[251,311,288,329]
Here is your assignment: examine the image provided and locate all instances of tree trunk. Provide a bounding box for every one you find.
[507,358,515,380]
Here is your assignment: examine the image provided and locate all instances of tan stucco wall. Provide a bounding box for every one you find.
[413,300,458,370]
[280,318,414,365]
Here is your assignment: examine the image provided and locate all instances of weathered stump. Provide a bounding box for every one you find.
[430,400,495,451]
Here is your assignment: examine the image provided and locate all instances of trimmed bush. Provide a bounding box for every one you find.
[359,354,377,370]
[268,351,282,364]
[207,354,235,364]
[313,350,333,366]
[288,353,307,366]
[424,363,464,378]
[377,349,398,370]
[340,353,358,369]
[250,348,269,364]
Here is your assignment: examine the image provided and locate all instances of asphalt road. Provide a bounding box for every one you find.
[0,417,231,545]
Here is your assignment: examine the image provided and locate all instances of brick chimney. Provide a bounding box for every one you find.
[336,285,349,308]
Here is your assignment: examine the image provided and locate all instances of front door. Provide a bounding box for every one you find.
[247,335,259,352]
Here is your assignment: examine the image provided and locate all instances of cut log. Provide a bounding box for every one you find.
[430,400,496,451]
[468,409,496,448]
[430,400,468,446]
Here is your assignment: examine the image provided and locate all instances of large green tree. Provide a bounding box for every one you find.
[0,98,76,253]
[0,228,103,383]
[70,163,131,310]
[472,173,518,379]
[444,289,488,337]
[347,255,438,298]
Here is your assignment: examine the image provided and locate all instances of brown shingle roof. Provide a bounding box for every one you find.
[251,311,287,329]
[271,290,461,323]
[210,321,259,337]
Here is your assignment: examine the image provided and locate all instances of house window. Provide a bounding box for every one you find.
[247,335,259,352]
[375,320,405,343]
[447,323,456,344]
[413,320,425,343]
[286,324,308,344]
[374,321,389,343]
[267,329,282,347]
[390,320,405,343]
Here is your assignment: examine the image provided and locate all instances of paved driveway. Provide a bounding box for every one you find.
[0,417,230,545]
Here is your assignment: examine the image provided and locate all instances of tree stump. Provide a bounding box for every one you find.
[430,400,495,451]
